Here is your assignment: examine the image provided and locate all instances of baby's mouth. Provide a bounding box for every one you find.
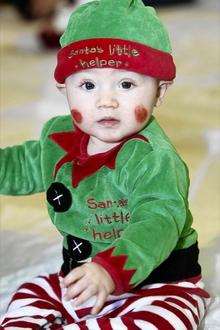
[97,117,120,127]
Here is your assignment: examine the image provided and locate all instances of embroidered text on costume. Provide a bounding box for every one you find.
[68,43,140,69]
[68,44,140,59]
[92,228,124,240]
[85,197,130,241]
[95,211,130,224]
[79,58,123,69]
[109,44,140,57]
[68,46,104,58]
[87,197,128,209]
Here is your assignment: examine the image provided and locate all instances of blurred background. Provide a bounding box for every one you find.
[0,0,220,325]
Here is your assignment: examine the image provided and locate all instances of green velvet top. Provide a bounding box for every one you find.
[0,115,199,294]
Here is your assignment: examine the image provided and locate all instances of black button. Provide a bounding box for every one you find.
[67,235,92,262]
[46,182,72,212]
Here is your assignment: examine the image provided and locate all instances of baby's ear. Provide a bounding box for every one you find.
[56,83,66,96]
[155,81,173,107]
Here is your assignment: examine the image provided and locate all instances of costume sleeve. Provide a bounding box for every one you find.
[92,147,190,294]
[0,140,44,195]
[0,116,59,195]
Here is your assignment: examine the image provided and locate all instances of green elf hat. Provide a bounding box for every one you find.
[54,0,176,83]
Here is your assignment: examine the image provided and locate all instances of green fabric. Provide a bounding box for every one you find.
[60,0,172,54]
[0,115,197,287]
[0,141,43,195]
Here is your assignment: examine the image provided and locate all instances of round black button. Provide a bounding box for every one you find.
[46,182,72,212]
[67,235,92,262]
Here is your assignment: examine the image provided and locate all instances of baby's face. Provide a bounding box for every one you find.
[65,68,158,143]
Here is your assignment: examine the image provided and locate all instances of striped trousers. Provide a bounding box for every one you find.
[0,273,210,329]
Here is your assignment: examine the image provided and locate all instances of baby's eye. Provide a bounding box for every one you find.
[120,81,136,89]
[80,81,95,90]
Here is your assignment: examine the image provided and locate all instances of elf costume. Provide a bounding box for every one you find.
[0,1,209,329]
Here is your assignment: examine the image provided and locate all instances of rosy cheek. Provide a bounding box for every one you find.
[71,109,83,124]
[134,106,148,124]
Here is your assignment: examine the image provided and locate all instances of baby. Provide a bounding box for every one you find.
[0,0,210,329]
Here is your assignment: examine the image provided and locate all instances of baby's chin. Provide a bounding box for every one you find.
[93,131,139,144]
[78,124,147,143]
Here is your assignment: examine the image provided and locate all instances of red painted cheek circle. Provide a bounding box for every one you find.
[71,109,83,124]
[135,106,149,123]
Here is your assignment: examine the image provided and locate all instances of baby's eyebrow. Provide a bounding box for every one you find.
[72,70,98,80]
[71,70,144,83]
[112,71,143,80]
[75,74,95,79]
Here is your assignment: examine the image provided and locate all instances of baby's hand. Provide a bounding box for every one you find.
[61,262,115,315]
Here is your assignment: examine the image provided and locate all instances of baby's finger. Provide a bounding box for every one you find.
[63,266,84,287]
[91,288,107,315]
[64,277,88,301]
[75,285,97,307]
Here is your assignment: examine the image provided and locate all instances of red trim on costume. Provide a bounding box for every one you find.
[54,38,176,83]
[92,247,136,295]
[49,128,148,187]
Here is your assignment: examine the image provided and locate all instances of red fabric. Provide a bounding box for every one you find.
[14,282,63,310]
[152,300,196,328]
[120,317,141,330]
[39,273,62,300]
[184,275,202,284]
[96,317,113,330]
[1,272,209,329]
[49,127,148,187]
[165,297,199,324]
[54,38,176,83]
[0,320,41,328]
[92,247,136,295]
[126,311,175,330]
[137,284,209,320]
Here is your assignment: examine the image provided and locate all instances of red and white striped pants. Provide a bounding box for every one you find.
[0,273,210,329]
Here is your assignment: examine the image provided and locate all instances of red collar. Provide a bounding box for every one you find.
[49,128,148,187]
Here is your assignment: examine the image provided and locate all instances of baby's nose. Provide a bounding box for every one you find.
[96,93,119,109]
